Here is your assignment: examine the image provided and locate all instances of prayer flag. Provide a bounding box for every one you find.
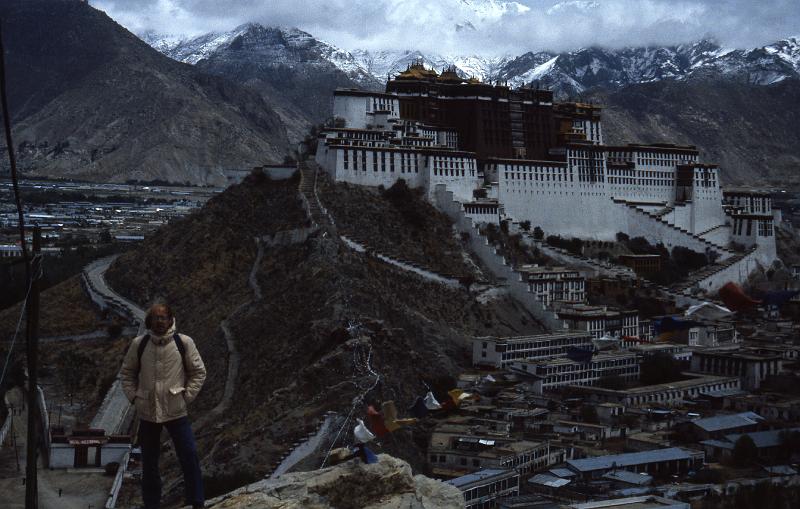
[354,418,375,444]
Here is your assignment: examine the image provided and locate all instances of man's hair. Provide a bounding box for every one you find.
[145,303,174,330]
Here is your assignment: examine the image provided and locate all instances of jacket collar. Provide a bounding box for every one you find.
[146,320,177,346]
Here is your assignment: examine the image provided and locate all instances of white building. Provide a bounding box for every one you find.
[557,304,639,340]
[509,352,640,394]
[517,265,586,306]
[473,332,595,368]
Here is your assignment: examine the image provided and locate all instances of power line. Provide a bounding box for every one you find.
[0,255,42,389]
[0,19,41,509]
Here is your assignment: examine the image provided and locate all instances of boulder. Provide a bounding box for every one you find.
[204,454,463,509]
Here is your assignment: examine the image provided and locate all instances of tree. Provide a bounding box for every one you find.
[519,220,531,232]
[640,353,685,385]
[616,232,630,243]
[566,237,584,256]
[533,226,544,240]
[732,435,758,467]
[779,430,800,460]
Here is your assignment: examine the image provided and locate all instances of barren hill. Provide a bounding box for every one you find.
[0,0,291,185]
[104,169,542,500]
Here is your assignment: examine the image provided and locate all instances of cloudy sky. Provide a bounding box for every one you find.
[92,0,800,55]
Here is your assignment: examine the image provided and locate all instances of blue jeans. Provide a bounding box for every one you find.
[139,416,204,508]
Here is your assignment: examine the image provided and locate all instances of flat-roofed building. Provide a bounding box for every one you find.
[557,304,639,340]
[565,447,704,481]
[700,426,800,462]
[688,411,764,440]
[568,374,741,407]
[690,347,783,390]
[509,352,640,394]
[567,495,689,509]
[430,437,554,477]
[446,469,520,509]
[473,332,594,368]
[724,393,800,422]
[517,265,586,306]
[628,342,692,362]
[687,319,739,347]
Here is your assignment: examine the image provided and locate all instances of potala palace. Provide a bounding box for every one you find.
[315,62,778,287]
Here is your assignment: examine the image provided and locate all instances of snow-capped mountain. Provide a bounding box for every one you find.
[494,38,800,97]
[140,21,800,100]
[141,23,380,88]
[349,50,512,82]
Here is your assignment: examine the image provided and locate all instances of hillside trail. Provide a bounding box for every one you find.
[84,255,240,433]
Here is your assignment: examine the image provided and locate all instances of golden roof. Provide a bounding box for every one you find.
[396,60,438,80]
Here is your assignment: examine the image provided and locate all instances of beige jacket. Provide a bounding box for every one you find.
[120,321,206,423]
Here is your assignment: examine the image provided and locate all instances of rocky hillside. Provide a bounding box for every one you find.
[104,168,542,501]
[0,0,291,185]
[592,78,800,186]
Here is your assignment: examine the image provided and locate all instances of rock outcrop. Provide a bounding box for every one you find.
[204,454,463,509]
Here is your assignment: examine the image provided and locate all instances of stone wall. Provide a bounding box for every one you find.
[259,227,319,248]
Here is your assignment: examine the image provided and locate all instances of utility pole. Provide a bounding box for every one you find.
[0,17,38,505]
[25,226,41,509]
[12,418,20,472]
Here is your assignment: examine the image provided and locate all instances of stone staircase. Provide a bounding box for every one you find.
[298,160,337,229]
[652,205,675,218]
[434,186,567,331]
[668,248,759,297]
[614,198,734,259]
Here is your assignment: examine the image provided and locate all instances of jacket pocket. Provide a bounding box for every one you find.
[134,389,150,416]
[167,389,187,416]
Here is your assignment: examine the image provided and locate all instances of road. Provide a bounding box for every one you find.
[84,255,146,327]
[84,256,144,434]
[0,388,111,509]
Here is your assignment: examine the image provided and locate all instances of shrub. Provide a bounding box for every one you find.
[732,435,758,467]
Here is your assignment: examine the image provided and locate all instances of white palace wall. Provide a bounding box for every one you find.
[318,144,478,202]
[690,186,727,234]
[662,203,692,230]
[497,159,629,240]
[701,225,732,247]
[333,94,399,130]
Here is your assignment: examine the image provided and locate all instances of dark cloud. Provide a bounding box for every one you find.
[91,0,800,54]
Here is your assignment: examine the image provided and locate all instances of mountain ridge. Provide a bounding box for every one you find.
[141,24,800,100]
[1,0,292,185]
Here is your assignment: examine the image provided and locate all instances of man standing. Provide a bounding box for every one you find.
[120,303,207,509]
